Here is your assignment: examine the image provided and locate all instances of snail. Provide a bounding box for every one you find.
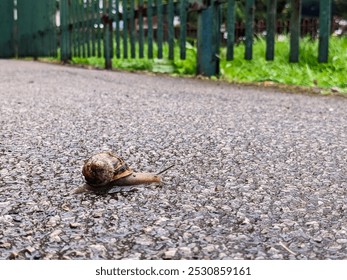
[74,151,172,194]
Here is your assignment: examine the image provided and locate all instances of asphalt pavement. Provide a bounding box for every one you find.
[0,59,346,259]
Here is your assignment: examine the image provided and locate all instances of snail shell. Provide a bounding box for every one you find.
[82,151,133,187]
[76,151,161,193]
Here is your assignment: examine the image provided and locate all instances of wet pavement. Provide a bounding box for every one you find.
[0,59,346,259]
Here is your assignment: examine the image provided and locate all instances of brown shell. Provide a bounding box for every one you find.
[82,152,133,187]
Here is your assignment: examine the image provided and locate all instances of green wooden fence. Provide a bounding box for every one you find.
[16,0,57,57]
[0,0,333,77]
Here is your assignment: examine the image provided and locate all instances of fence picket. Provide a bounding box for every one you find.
[103,0,112,68]
[123,0,128,58]
[266,0,277,61]
[80,2,86,57]
[130,0,136,58]
[48,0,57,57]
[138,0,145,58]
[60,0,69,61]
[75,0,80,57]
[245,0,255,60]
[289,0,301,62]
[86,0,91,57]
[72,0,77,57]
[148,0,154,59]
[115,0,121,58]
[90,0,96,56]
[179,0,187,60]
[226,0,236,61]
[168,0,175,60]
[84,2,89,57]
[157,0,164,59]
[318,0,331,63]
[109,0,114,58]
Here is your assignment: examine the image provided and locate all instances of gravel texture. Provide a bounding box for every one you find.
[0,59,346,260]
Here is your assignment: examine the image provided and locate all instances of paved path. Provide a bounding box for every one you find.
[0,60,346,259]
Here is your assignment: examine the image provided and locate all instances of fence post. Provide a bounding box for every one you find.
[226,0,236,61]
[318,0,331,63]
[157,0,164,59]
[103,0,112,69]
[266,0,277,61]
[60,0,71,62]
[130,0,136,58]
[245,0,255,60]
[168,0,175,60]
[179,0,188,60]
[289,0,301,62]
[197,0,220,77]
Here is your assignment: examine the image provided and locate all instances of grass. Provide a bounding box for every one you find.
[69,41,197,75]
[220,36,347,93]
[43,36,347,94]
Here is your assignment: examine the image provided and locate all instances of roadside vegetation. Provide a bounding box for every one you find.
[51,36,346,95]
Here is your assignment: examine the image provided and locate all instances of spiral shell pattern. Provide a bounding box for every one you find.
[82,152,133,187]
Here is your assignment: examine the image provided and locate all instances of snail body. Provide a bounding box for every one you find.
[75,151,161,193]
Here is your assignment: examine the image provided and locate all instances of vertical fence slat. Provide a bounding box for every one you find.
[197,1,220,76]
[47,0,53,56]
[37,0,41,56]
[90,0,96,56]
[17,0,28,56]
[168,0,174,60]
[76,0,80,57]
[74,0,78,57]
[109,0,114,58]
[31,0,38,57]
[83,1,89,57]
[103,0,112,68]
[96,0,102,57]
[289,0,301,62]
[226,0,236,61]
[60,0,71,61]
[179,0,187,60]
[266,0,277,61]
[86,0,91,57]
[83,1,88,57]
[138,0,145,58]
[318,0,331,63]
[245,0,255,60]
[49,0,57,57]
[72,0,77,57]
[42,0,50,56]
[130,0,136,58]
[78,0,83,57]
[147,0,154,59]
[70,0,74,57]
[123,0,128,58]
[77,2,85,57]
[38,0,46,56]
[77,0,82,57]
[115,0,121,58]
[81,1,86,57]
[157,0,163,59]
